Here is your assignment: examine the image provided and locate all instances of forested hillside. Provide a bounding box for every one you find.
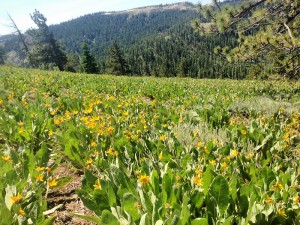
[1,2,249,78]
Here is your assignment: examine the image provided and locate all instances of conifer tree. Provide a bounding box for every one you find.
[81,43,99,74]
[108,41,129,75]
[27,10,67,70]
[194,0,300,78]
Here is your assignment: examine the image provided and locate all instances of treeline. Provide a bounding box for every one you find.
[1,3,249,79]
[50,5,248,78]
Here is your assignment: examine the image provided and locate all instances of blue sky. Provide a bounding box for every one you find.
[0,0,211,35]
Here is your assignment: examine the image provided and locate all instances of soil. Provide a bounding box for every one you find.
[47,163,97,225]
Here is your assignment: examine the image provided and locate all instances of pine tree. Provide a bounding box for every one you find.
[108,41,129,75]
[81,43,99,74]
[194,0,300,78]
[27,10,67,70]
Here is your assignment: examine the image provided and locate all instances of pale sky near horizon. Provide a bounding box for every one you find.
[0,0,211,36]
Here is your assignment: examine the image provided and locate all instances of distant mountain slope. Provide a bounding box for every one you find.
[49,2,198,54]
[1,2,249,78]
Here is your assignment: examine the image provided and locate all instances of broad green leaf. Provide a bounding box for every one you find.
[260,167,275,188]
[70,213,101,224]
[101,210,119,225]
[180,193,190,225]
[139,213,149,225]
[208,175,229,216]
[223,216,234,225]
[238,195,249,218]
[4,185,16,210]
[123,193,140,221]
[170,215,180,225]
[191,218,208,225]
[39,216,57,225]
[203,166,216,196]
[35,143,50,167]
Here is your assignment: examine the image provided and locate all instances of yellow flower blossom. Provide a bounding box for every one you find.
[90,141,97,147]
[274,181,284,191]
[17,121,24,126]
[231,149,239,157]
[54,118,60,125]
[209,159,216,166]
[18,208,25,216]
[93,179,101,190]
[159,135,166,141]
[47,179,58,187]
[2,155,11,162]
[195,169,202,175]
[221,161,227,169]
[241,129,247,135]
[139,175,150,186]
[0,99,3,105]
[35,166,45,172]
[159,152,163,160]
[294,195,299,204]
[246,153,254,159]
[11,193,22,204]
[265,195,273,205]
[193,176,203,186]
[197,141,203,148]
[36,174,44,182]
[106,127,114,134]
[277,208,287,218]
[48,130,53,137]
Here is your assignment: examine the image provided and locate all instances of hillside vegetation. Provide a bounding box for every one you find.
[1,2,248,78]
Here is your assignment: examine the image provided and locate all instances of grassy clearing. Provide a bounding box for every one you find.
[0,66,299,225]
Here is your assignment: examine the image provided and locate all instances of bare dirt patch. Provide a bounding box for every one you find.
[47,163,97,225]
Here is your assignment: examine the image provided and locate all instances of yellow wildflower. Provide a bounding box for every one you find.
[209,160,216,166]
[231,149,239,157]
[265,195,273,205]
[274,181,284,191]
[18,127,25,134]
[11,193,22,204]
[36,174,44,182]
[93,179,101,190]
[2,155,11,162]
[241,129,247,135]
[139,175,150,186]
[221,161,227,169]
[47,179,58,187]
[277,208,287,218]
[294,195,299,204]
[195,169,202,175]
[17,121,24,126]
[106,148,114,156]
[178,118,183,123]
[93,150,99,156]
[90,141,97,147]
[246,153,254,159]
[48,130,53,137]
[0,99,3,105]
[197,141,203,148]
[35,166,45,172]
[18,208,25,216]
[106,127,114,135]
[193,176,203,186]
[159,152,162,160]
[159,135,166,141]
[54,118,60,125]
